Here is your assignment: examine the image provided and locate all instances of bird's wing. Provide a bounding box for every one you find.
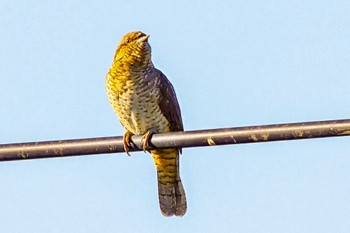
[145,68,184,132]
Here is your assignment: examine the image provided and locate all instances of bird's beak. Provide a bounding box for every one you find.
[137,35,150,43]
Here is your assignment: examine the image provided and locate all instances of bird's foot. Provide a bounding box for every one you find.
[123,130,133,156]
[141,128,157,153]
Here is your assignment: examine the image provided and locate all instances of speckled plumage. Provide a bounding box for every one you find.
[105,31,187,216]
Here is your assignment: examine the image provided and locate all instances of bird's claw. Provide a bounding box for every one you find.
[123,131,133,156]
[141,129,157,153]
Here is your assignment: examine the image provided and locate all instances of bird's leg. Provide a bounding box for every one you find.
[141,128,157,153]
[123,130,133,156]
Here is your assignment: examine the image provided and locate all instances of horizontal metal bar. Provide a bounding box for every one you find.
[0,119,350,162]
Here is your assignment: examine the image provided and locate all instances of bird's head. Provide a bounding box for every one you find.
[113,31,152,70]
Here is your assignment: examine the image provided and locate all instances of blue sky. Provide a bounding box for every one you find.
[1,1,350,232]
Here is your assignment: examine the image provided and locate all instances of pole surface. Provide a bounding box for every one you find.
[1,119,350,162]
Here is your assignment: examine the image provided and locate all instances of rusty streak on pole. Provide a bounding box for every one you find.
[0,119,350,162]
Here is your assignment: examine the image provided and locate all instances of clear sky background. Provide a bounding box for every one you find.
[1,1,350,232]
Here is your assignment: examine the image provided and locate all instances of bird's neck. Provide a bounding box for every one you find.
[107,60,154,92]
[112,59,154,76]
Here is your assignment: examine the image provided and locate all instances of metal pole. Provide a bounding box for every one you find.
[0,119,350,162]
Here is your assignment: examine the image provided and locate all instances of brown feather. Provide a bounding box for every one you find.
[144,68,183,131]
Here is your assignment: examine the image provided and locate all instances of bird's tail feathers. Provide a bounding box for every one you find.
[152,148,187,217]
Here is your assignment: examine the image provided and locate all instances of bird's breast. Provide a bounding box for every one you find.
[108,76,170,135]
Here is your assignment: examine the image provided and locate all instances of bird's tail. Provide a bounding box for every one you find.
[151,148,187,217]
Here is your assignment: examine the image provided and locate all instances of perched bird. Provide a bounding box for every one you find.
[105,31,187,217]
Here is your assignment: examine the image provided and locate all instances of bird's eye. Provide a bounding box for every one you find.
[125,39,130,43]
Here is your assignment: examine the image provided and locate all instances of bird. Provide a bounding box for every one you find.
[105,31,187,217]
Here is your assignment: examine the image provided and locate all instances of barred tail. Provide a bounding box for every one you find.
[151,148,187,217]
